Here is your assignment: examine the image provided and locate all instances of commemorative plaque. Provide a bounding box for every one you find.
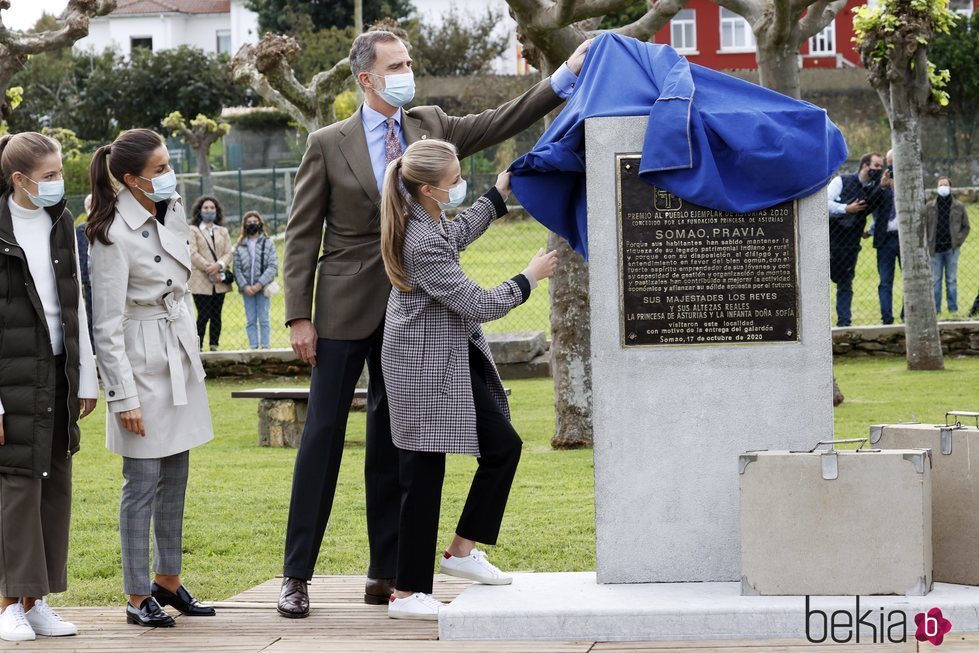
[617,155,799,347]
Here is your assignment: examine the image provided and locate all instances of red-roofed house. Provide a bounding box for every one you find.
[73,0,258,57]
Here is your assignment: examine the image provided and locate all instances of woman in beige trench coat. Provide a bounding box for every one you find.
[87,129,215,628]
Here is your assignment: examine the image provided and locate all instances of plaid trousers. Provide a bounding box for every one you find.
[120,451,189,595]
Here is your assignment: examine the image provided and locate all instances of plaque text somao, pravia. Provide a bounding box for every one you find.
[617,155,800,347]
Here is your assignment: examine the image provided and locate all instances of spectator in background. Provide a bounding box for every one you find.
[188,196,233,351]
[75,194,94,344]
[233,211,278,349]
[870,150,901,324]
[925,177,970,314]
[827,152,884,326]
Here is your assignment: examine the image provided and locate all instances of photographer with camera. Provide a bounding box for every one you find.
[827,152,885,326]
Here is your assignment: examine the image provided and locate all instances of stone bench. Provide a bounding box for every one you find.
[232,387,511,448]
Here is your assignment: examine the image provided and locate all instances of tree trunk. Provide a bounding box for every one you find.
[197,147,213,195]
[536,59,593,449]
[548,230,593,448]
[889,86,944,370]
[756,45,801,99]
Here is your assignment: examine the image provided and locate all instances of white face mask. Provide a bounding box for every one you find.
[22,176,65,208]
[937,185,951,198]
[431,180,467,210]
[368,71,415,108]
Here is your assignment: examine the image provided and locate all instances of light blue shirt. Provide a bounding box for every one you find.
[361,64,579,193]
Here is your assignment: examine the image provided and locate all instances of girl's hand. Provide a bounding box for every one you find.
[495,171,511,198]
[527,247,558,281]
[120,408,146,437]
[0,415,5,445]
[80,398,97,419]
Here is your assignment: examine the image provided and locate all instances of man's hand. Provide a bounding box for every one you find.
[846,199,867,214]
[881,169,893,188]
[80,398,97,419]
[290,319,318,367]
[566,38,594,75]
[0,416,4,445]
[120,408,146,437]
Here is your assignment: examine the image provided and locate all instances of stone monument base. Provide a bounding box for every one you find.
[439,573,979,642]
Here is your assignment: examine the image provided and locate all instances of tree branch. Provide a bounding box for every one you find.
[711,0,763,23]
[769,0,796,47]
[571,0,645,23]
[798,0,847,40]
[601,0,690,39]
[309,57,352,100]
[5,0,116,56]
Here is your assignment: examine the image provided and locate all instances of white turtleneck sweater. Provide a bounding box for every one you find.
[0,197,99,416]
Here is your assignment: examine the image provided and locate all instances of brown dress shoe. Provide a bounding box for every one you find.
[278,577,310,618]
[364,577,396,605]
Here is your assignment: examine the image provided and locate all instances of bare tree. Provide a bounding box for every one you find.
[505,0,687,448]
[231,33,351,133]
[854,0,955,370]
[0,0,116,119]
[712,0,847,98]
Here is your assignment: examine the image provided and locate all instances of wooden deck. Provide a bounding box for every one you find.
[11,576,977,652]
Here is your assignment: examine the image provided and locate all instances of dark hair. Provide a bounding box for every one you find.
[87,128,166,245]
[937,176,951,185]
[190,195,225,226]
[236,210,268,245]
[858,152,882,171]
[0,132,61,196]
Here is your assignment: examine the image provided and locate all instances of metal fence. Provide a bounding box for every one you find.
[69,158,979,352]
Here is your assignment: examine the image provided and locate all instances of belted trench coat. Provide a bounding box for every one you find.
[90,188,213,459]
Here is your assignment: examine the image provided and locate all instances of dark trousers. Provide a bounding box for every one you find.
[193,293,226,348]
[876,233,901,324]
[0,356,71,598]
[395,346,522,594]
[282,324,400,580]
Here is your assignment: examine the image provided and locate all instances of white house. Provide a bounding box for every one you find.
[72,0,259,57]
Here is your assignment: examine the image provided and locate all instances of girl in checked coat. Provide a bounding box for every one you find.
[87,129,215,628]
[379,139,557,621]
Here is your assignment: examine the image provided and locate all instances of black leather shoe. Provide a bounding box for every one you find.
[277,577,309,618]
[152,582,216,616]
[126,597,176,627]
[364,577,395,605]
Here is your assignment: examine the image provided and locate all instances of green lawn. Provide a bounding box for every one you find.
[833,203,979,326]
[216,217,553,351]
[52,355,979,606]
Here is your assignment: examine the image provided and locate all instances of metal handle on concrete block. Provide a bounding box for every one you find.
[903,450,932,474]
[738,454,757,475]
[809,438,867,452]
[947,411,979,428]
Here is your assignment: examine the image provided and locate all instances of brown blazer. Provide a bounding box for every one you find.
[283,76,564,340]
[924,197,971,255]
[188,223,233,295]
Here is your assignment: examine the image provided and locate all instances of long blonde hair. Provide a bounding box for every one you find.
[380,139,458,292]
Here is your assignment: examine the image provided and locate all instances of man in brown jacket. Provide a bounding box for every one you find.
[925,177,970,313]
[277,28,591,618]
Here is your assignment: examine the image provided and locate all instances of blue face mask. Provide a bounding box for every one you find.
[23,176,65,208]
[432,180,467,210]
[369,71,415,108]
[136,169,177,202]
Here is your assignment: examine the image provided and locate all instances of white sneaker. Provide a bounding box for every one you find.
[439,548,513,585]
[0,603,36,642]
[388,593,443,621]
[25,599,77,637]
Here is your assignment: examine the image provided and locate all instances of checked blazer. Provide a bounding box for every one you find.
[382,188,526,456]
